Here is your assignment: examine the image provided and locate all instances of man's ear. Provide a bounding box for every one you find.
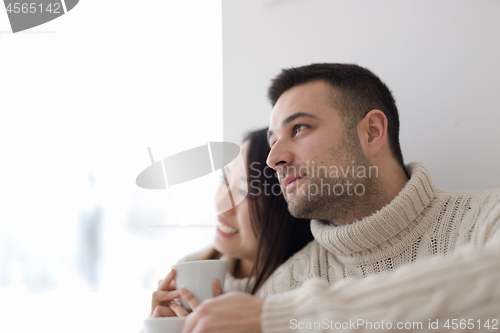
[357,110,387,158]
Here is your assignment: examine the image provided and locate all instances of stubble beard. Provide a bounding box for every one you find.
[285,136,382,224]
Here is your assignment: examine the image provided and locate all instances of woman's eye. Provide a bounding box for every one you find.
[238,188,248,197]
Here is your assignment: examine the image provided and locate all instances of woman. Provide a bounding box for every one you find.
[150,128,313,317]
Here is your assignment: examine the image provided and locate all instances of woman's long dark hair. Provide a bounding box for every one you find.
[244,128,313,294]
[207,128,313,293]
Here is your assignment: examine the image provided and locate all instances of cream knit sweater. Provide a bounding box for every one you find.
[257,162,500,332]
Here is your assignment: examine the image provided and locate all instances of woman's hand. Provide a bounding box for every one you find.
[150,269,180,317]
[151,269,224,317]
[168,278,224,316]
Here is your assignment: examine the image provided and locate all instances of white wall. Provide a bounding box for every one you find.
[222,0,500,191]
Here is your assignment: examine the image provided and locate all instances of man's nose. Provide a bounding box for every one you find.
[266,140,293,171]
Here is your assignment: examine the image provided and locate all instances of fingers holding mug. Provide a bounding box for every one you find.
[179,288,200,310]
[158,269,176,291]
[151,304,176,318]
[151,270,180,316]
[212,278,223,297]
[168,301,191,317]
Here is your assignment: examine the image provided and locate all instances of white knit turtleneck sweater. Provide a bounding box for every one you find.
[258,162,500,332]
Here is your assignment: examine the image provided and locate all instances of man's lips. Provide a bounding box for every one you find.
[283,174,306,189]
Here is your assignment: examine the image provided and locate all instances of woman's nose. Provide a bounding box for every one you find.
[214,183,236,215]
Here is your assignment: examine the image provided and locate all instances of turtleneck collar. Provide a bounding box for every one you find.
[311,162,436,264]
[220,253,256,293]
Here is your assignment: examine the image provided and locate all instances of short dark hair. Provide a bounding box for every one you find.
[267,63,406,170]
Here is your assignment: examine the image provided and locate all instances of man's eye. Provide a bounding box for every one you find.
[293,124,307,136]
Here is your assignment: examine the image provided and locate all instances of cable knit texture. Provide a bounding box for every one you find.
[259,162,500,332]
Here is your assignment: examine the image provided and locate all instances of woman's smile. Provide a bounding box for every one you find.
[217,217,239,237]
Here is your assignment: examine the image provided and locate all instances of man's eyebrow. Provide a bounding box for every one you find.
[267,112,319,145]
[282,111,319,127]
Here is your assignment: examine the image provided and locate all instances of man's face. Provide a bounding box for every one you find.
[267,80,374,222]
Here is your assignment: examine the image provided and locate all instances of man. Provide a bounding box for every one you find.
[182,63,500,333]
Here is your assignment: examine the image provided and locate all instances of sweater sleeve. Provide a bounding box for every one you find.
[262,216,500,332]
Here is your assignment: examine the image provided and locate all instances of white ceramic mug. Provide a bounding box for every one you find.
[171,260,227,310]
[143,317,186,333]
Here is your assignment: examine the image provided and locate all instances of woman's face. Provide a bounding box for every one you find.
[213,141,259,262]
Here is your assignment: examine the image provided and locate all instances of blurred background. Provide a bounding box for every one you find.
[0,1,222,332]
[0,0,499,332]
